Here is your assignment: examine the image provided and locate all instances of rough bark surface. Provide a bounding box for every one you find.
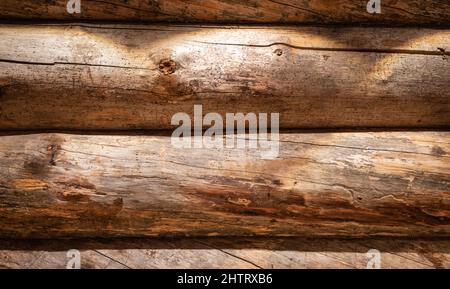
[0,131,448,238]
[0,1,449,26]
[0,25,449,130]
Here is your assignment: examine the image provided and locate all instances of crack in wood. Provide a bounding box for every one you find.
[266,0,330,18]
[93,249,132,269]
[192,41,450,56]
[193,240,263,269]
[0,58,154,70]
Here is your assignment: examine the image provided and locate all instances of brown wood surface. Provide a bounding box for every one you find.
[0,131,449,238]
[1,237,449,269]
[0,1,449,26]
[0,24,449,130]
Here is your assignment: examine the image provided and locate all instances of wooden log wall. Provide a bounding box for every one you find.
[0,1,449,239]
[0,0,449,26]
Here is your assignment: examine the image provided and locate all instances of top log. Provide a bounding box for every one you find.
[0,24,449,130]
[0,0,449,26]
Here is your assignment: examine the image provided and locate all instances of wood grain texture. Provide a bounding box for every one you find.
[0,24,449,130]
[0,131,449,238]
[0,0,449,26]
[1,237,449,269]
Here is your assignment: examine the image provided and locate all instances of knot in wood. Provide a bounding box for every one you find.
[159,59,177,75]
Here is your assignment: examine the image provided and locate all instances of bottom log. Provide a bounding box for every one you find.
[0,131,449,238]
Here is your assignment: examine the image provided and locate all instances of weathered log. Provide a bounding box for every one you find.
[0,131,449,238]
[0,25,449,130]
[1,238,450,269]
[0,0,449,26]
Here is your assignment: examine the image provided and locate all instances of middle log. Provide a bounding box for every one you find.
[0,131,449,238]
[0,24,449,130]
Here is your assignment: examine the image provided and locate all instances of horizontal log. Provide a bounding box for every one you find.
[0,131,449,238]
[2,238,450,269]
[0,25,449,130]
[0,0,449,25]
